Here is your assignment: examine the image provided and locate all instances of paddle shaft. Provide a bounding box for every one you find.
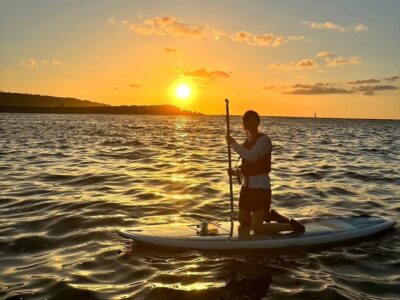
[225,99,234,219]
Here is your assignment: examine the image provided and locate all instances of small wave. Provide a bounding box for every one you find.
[327,187,357,196]
[298,171,325,180]
[9,235,54,253]
[65,174,111,186]
[40,174,76,182]
[344,171,399,183]
[5,189,54,197]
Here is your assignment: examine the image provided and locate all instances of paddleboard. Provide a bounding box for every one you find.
[118,215,396,250]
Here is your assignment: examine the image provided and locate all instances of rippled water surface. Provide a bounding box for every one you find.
[1,113,399,300]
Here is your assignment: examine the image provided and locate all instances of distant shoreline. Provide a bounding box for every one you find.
[1,92,398,120]
[0,92,203,116]
[0,106,203,116]
[1,108,398,121]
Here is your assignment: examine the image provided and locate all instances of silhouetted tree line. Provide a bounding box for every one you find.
[0,92,202,116]
[0,91,106,107]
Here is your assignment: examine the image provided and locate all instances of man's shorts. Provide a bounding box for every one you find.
[239,186,271,212]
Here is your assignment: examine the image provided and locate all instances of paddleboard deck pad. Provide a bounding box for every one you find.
[118,215,396,250]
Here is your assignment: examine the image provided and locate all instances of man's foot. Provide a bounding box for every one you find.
[269,209,290,223]
[290,218,305,233]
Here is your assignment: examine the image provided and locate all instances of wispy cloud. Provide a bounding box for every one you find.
[107,17,117,24]
[355,84,398,95]
[284,83,354,95]
[266,75,399,96]
[130,16,221,39]
[163,47,178,55]
[270,51,362,72]
[230,31,253,43]
[231,31,304,47]
[0,70,13,76]
[327,56,362,67]
[182,67,231,80]
[21,58,62,67]
[301,21,368,33]
[268,59,318,70]
[130,84,142,88]
[316,51,335,58]
[302,21,346,32]
[354,24,368,32]
[123,15,303,47]
[51,59,62,65]
[21,58,37,67]
[347,78,380,84]
[384,74,400,81]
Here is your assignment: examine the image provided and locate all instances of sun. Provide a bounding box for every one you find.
[175,83,191,100]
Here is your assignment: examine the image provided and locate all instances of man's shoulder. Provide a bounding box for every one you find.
[258,133,271,143]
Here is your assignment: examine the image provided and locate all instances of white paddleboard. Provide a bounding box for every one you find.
[118,215,396,250]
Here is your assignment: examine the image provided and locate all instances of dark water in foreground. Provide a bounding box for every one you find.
[0,114,399,300]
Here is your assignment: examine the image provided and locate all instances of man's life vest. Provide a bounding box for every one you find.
[241,133,271,176]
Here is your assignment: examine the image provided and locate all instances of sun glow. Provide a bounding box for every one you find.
[176,83,191,100]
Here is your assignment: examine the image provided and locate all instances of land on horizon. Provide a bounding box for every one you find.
[0,92,202,116]
[1,92,400,120]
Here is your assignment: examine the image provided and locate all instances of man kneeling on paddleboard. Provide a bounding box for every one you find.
[227,110,305,234]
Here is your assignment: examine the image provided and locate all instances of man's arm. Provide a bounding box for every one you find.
[231,135,270,162]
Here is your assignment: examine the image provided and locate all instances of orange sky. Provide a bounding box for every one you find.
[1,1,399,118]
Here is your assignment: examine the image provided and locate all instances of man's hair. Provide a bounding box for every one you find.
[243,110,260,126]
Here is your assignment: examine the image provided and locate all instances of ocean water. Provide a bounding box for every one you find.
[0,113,399,300]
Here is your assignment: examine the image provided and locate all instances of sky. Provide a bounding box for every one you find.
[0,0,399,118]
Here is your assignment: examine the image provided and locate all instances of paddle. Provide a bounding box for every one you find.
[225,99,234,220]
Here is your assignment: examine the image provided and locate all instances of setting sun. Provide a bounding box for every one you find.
[176,83,191,100]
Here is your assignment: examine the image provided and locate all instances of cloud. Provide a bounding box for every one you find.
[284,83,354,95]
[327,56,362,67]
[125,15,303,46]
[21,58,37,67]
[0,70,13,76]
[269,51,362,72]
[254,34,285,47]
[347,78,380,84]
[107,17,116,24]
[182,67,231,80]
[51,59,62,65]
[21,58,62,67]
[384,74,400,81]
[231,31,304,47]
[230,31,252,42]
[268,59,318,70]
[211,29,226,39]
[130,16,219,38]
[302,21,368,33]
[288,35,305,42]
[302,21,346,32]
[355,84,398,95]
[354,24,368,32]
[316,51,335,58]
[268,75,399,96]
[130,84,141,88]
[164,47,178,55]
[297,59,317,68]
